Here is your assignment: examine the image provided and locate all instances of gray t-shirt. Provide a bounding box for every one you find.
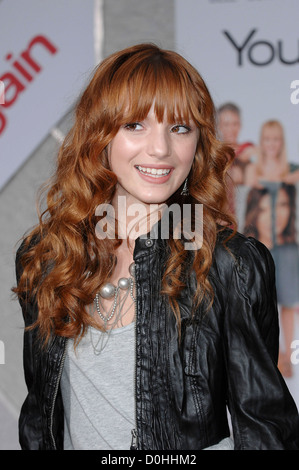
[60,322,135,450]
[60,322,234,450]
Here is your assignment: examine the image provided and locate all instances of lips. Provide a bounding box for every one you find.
[135,165,172,178]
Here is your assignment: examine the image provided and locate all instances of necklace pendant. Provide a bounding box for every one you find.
[99,282,116,299]
[118,277,131,290]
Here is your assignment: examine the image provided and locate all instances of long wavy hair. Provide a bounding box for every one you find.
[14,43,235,344]
[243,183,297,246]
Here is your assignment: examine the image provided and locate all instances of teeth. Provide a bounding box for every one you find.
[136,166,171,177]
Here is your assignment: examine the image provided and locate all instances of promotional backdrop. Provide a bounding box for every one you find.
[175,0,299,163]
[175,0,299,401]
[0,0,97,190]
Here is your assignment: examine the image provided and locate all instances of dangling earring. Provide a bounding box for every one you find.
[181,177,189,196]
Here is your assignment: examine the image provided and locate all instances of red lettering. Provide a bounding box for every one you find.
[0,34,58,137]
[20,34,58,73]
[0,111,6,135]
[6,53,33,82]
[0,72,25,108]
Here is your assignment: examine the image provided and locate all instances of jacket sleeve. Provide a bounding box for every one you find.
[16,240,44,450]
[224,236,299,450]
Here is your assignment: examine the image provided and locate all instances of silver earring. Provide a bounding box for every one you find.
[181,177,189,196]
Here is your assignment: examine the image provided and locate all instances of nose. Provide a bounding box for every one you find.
[147,126,171,159]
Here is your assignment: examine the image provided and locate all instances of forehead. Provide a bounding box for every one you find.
[277,188,289,203]
[219,110,240,124]
[262,126,282,138]
[122,100,194,124]
[111,64,200,126]
[258,193,271,210]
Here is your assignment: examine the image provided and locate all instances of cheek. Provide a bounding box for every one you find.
[258,206,272,230]
[108,138,131,171]
[277,208,290,226]
[275,141,283,152]
[181,139,198,165]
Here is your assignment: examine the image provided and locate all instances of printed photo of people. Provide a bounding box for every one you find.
[218,103,299,380]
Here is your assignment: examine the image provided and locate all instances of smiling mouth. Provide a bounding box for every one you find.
[135,165,171,178]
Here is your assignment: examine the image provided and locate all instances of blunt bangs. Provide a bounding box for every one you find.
[105,48,203,129]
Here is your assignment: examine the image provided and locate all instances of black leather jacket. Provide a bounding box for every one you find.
[17,230,299,450]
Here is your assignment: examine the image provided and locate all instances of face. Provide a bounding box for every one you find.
[108,105,198,208]
[275,188,290,238]
[218,110,241,145]
[256,193,272,245]
[260,126,283,160]
[255,189,291,247]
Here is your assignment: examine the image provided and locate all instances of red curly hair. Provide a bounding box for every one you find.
[14,43,235,344]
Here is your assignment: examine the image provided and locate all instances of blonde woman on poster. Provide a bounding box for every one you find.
[244,120,292,186]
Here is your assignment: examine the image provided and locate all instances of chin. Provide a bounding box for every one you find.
[134,192,169,205]
[139,198,167,206]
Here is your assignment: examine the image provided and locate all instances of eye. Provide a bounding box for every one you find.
[124,122,143,131]
[171,124,192,134]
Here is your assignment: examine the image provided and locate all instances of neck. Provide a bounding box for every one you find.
[111,194,166,242]
[263,153,280,163]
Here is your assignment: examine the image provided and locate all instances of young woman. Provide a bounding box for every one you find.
[14,44,299,450]
[244,120,289,187]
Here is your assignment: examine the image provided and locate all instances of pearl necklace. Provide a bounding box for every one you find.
[94,262,136,323]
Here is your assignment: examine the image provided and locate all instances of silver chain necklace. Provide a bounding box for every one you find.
[90,262,136,354]
[94,262,136,324]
